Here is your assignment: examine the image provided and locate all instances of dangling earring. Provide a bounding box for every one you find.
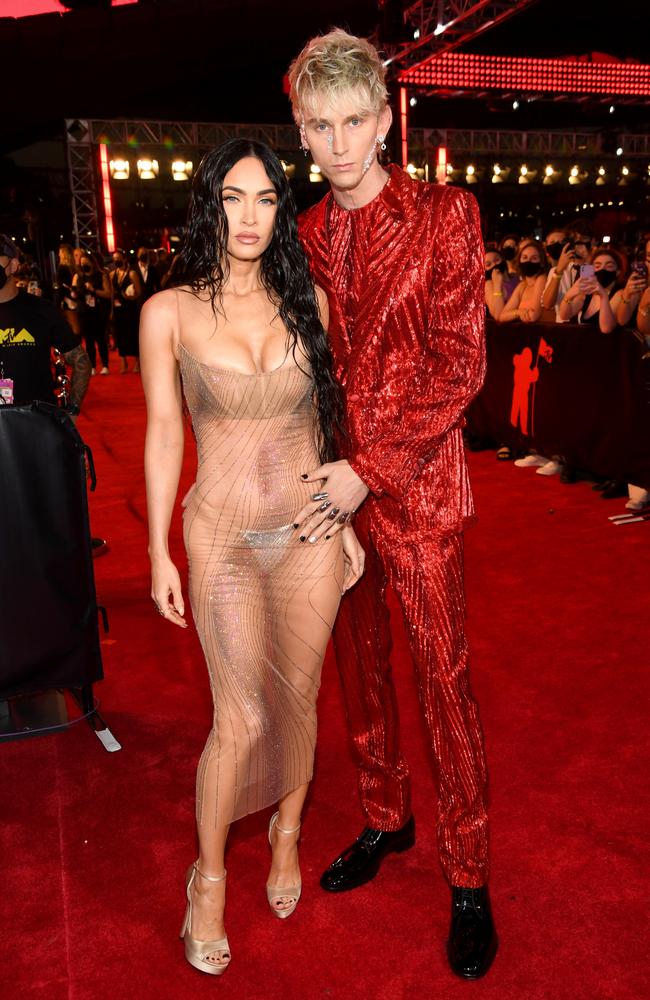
[362,146,375,173]
[299,120,309,157]
[376,134,387,151]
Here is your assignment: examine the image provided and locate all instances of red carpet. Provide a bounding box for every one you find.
[2,363,648,1000]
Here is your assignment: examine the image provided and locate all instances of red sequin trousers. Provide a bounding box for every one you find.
[332,505,489,888]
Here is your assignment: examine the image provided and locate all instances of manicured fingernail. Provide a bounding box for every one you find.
[299,535,306,542]
[292,523,299,529]
[325,535,331,540]
[301,474,308,479]
[308,536,317,544]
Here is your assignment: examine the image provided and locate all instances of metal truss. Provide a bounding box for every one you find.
[407,127,650,158]
[381,1,539,69]
[87,120,298,151]
[65,119,101,252]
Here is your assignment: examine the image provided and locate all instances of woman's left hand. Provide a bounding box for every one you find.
[293,459,369,543]
[341,525,365,592]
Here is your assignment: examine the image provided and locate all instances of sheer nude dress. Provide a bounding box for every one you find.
[176,292,344,829]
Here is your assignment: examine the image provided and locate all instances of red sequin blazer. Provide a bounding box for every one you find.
[299,166,486,536]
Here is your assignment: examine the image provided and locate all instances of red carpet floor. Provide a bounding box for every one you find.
[2,361,649,1000]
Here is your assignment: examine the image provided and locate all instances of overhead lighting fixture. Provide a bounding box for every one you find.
[413,28,420,40]
[512,100,519,110]
[433,23,449,36]
[621,166,630,176]
[609,104,615,113]
[598,166,605,175]
[616,146,624,156]
[545,165,554,177]
[171,159,193,181]
[137,158,159,180]
[466,164,475,176]
[109,158,129,180]
[409,96,417,107]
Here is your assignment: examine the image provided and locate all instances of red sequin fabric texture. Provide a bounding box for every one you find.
[299,166,490,886]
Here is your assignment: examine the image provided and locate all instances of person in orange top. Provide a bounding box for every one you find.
[289,30,496,980]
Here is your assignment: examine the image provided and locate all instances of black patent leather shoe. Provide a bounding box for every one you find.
[447,886,498,979]
[320,816,415,893]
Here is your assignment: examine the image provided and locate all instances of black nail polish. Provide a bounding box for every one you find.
[299,535,306,542]
[292,523,299,529]
[301,474,308,479]
[325,535,330,540]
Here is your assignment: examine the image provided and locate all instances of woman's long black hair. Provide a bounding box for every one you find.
[170,137,344,463]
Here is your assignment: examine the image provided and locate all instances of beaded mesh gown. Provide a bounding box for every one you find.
[177,298,344,831]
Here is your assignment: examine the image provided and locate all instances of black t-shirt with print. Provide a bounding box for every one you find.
[0,291,79,405]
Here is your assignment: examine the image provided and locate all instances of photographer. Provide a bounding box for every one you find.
[0,234,90,414]
[541,221,593,321]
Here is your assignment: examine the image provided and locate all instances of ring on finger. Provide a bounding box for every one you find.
[337,511,350,524]
[317,500,332,512]
[326,507,340,520]
[311,491,329,501]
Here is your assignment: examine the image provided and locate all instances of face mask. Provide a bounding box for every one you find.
[82,264,92,274]
[520,261,542,277]
[114,260,124,269]
[595,269,616,288]
[546,242,564,261]
[502,245,516,261]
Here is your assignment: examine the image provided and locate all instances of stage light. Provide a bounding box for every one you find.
[406,163,417,175]
[109,158,129,180]
[309,163,322,183]
[609,104,615,113]
[603,235,611,243]
[512,100,519,110]
[616,146,623,156]
[545,165,554,176]
[622,166,630,175]
[137,158,159,180]
[466,164,475,176]
[598,166,606,175]
[171,160,193,181]
[433,23,448,36]
[446,163,454,174]
[413,28,420,40]
[493,164,501,175]
[409,96,417,106]
[570,166,579,177]
[436,146,447,185]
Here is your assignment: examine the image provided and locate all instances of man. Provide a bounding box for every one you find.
[289,30,497,979]
[541,220,594,321]
[0,234,90,414]
[136,247,160,301]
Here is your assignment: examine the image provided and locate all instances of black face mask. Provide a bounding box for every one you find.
[114,260,124,269]
[520,261,542,277]
[485,261,506,280]
[502,245,516,261]
[595,269,616,288]
[546,242,564,262]
[82,264,92,274]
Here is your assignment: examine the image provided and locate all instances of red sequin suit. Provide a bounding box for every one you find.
[299,166,489,887]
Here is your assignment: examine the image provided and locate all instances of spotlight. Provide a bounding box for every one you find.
[309,163,322,183]
[406,163,417,175]
[570,165,579,177]
[609,104,615,114]
[602,235,611,243]
[137,158,159,180]
[413,28,420,40]
[409,96,417,107]
[616,146,623,156]
[512,100,519,110]
[493,164,501,175]
[598,166,605,175]
[109,158,129,180]
[466,164,475,176]
[545,165,554,177]
[171,160,193,181]
[622,166,630,176]
[433,23,448,36]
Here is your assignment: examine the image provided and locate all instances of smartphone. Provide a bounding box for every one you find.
[580,264,595,280]
[631,262,648,280]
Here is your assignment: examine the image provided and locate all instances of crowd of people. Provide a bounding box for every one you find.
[484,221,650,335]
[480,221,649,511]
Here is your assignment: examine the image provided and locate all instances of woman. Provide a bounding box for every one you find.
[111,249,143,372]
[498,240,547,324]
[140,139,364,976]
[498,233,521,301]
[55,243,80,335]
[73,251,111,374]
[558,248,624,334]
[484,247,507,321]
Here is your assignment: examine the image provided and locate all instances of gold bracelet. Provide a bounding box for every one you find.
[492,291,503,297]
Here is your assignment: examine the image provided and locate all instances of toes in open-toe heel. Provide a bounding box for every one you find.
[266,811,302,920]
[180,862,231,976]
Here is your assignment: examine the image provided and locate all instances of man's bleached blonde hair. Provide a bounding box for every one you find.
[288,28,388,121]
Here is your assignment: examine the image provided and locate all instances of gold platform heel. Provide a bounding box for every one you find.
[180,862,230,975]
[266,811,302,919]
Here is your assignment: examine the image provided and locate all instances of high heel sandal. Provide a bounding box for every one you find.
[180,862,231,976]
[266,811,302,919]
